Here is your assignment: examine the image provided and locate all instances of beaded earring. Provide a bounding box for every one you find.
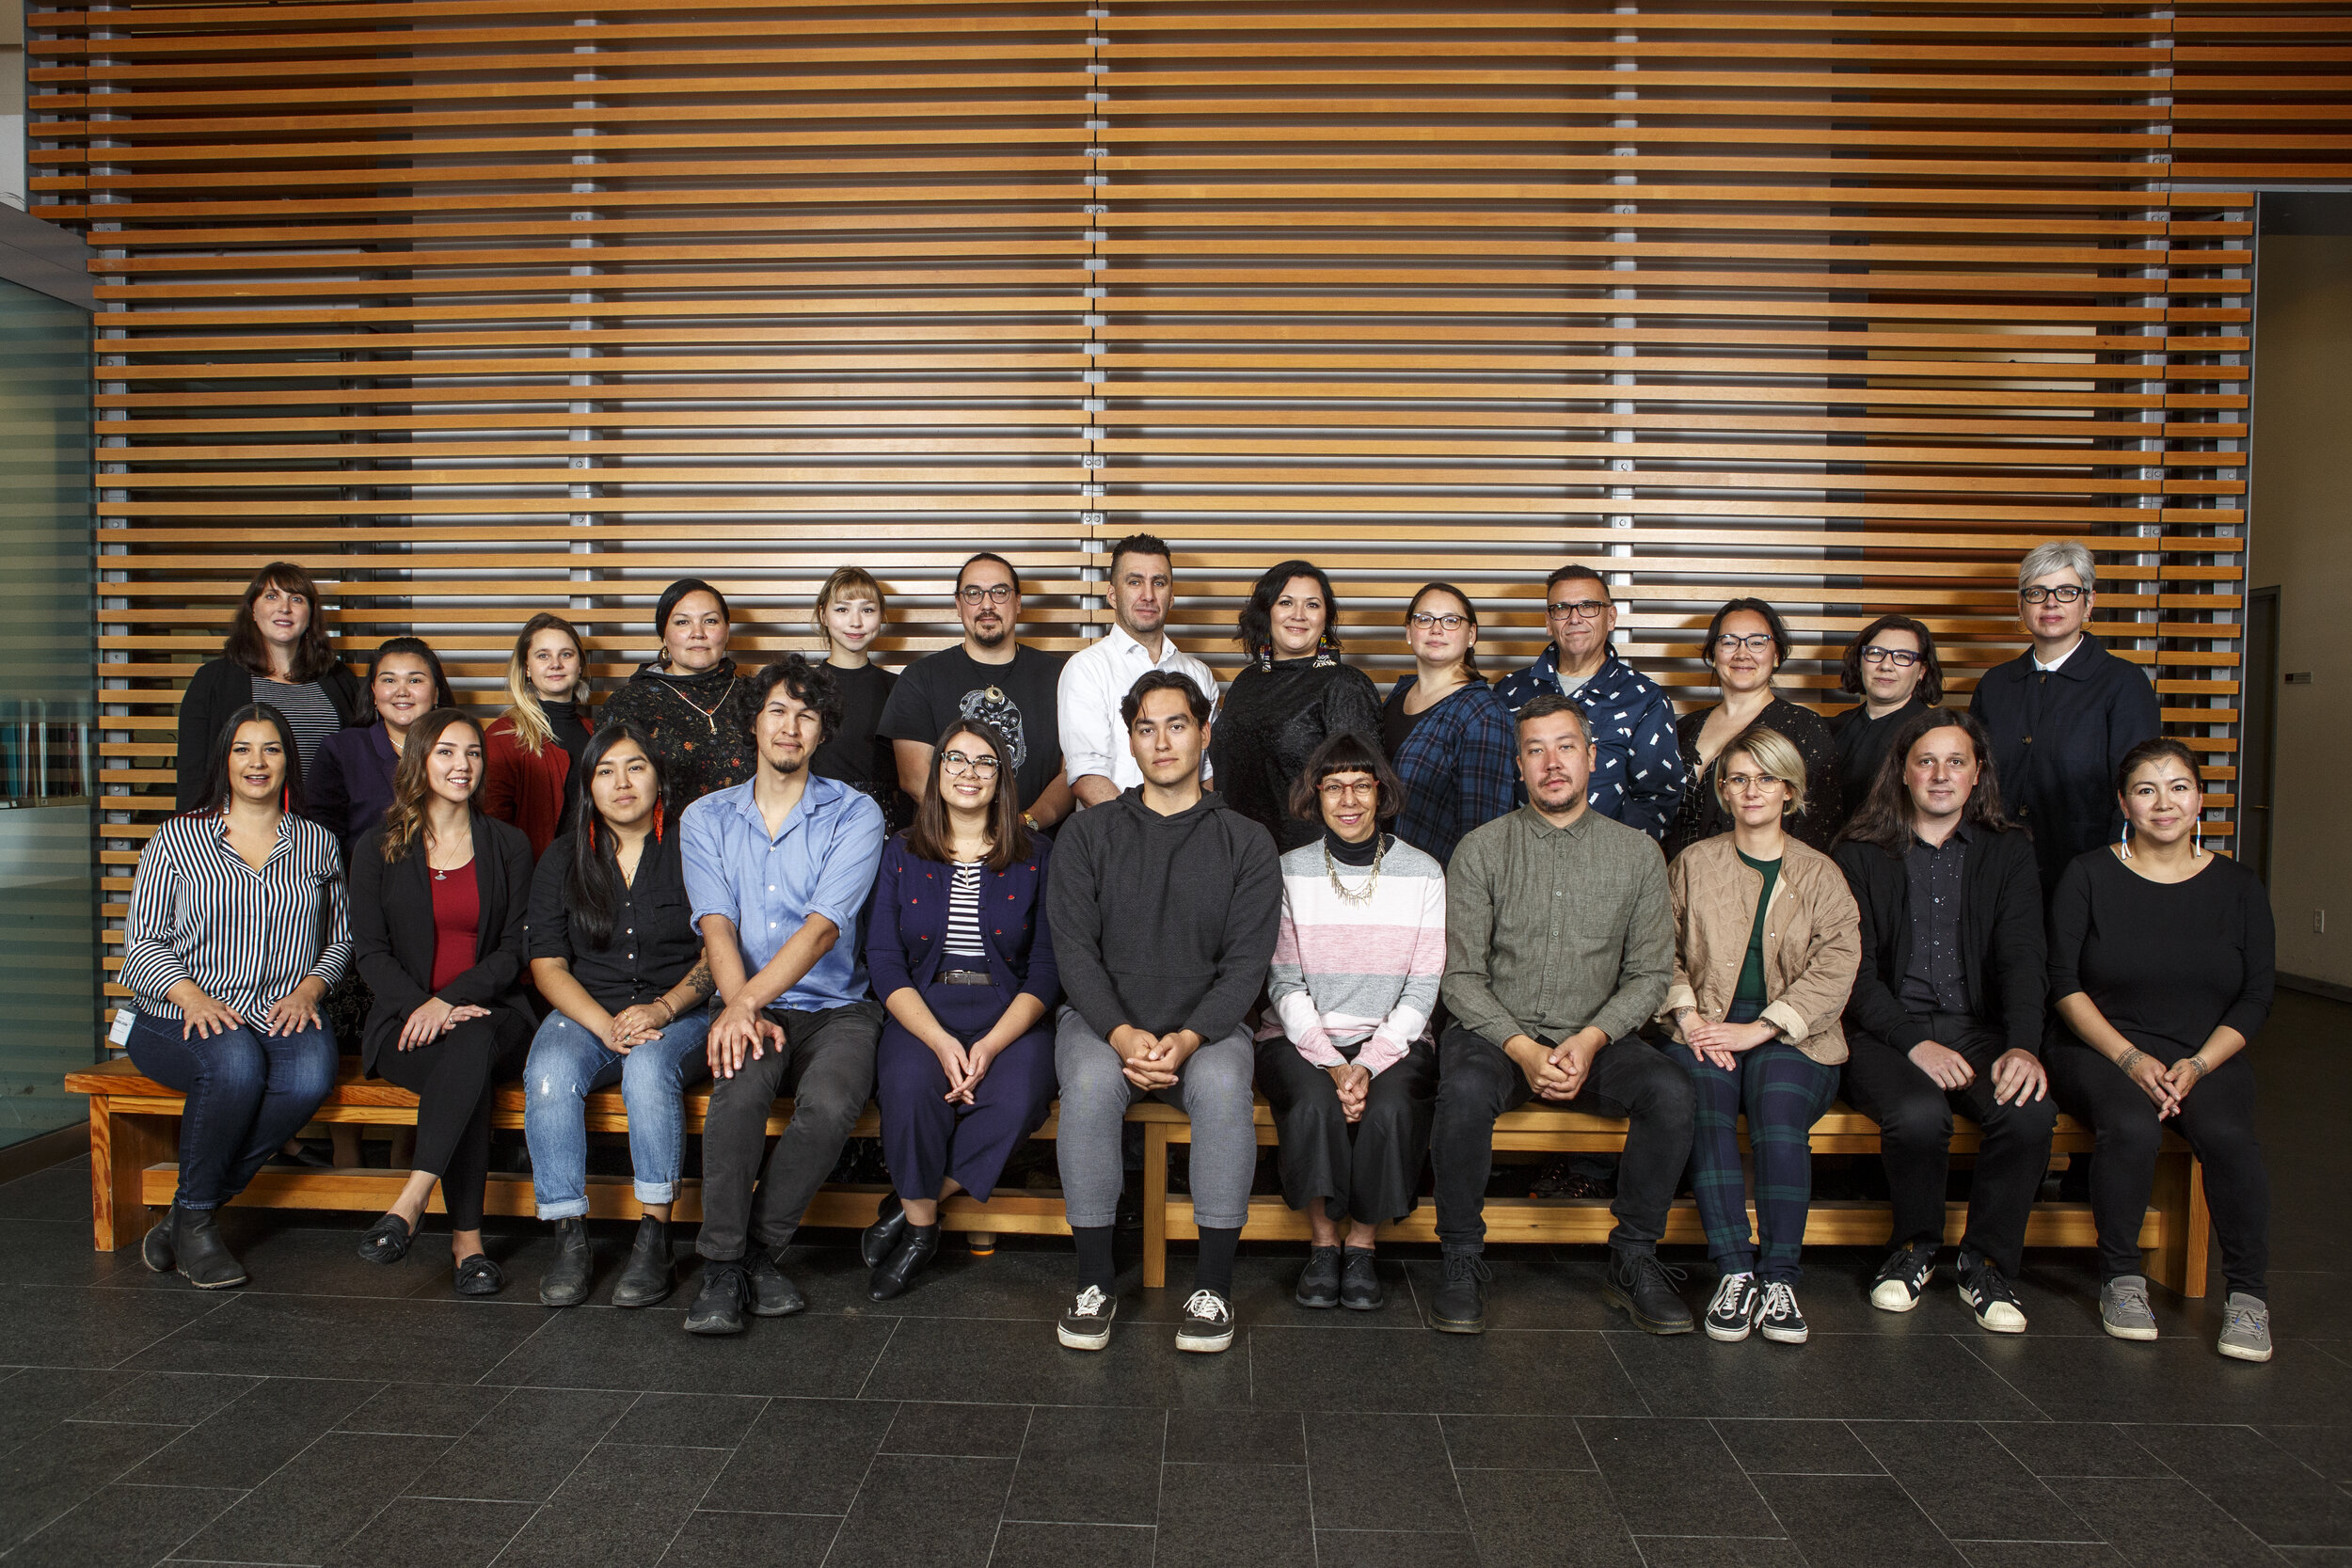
[2119,820,2133,861]
[2193,816,2204,858]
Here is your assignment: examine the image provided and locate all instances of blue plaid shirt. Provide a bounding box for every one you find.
[1493,644,1685,844]
[1385,674,1519,867]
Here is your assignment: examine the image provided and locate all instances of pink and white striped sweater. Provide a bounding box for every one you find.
[1257,835,1448,1077]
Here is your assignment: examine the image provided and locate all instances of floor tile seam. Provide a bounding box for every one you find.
[2158,1462,2338,1554]
[1848,1415,2009,1565]
[1938,1534,2132,1544]
[464,1294,566,1388]
[1980,1422,2183,1488]
[1945,1327,2060,1424]
[999,1517,1155,1528]
[1593,1327,1658,1419]
[689,1508,855,1519]
[87,1286,246,1373]
[849,1314,900,1402]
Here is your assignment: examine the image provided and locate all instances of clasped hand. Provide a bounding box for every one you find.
[707,998,786,1078]
[1908,1039,2048,1105]
[930,1034,1001,1104]
[1679,1010,1774,1070]
[1507,1028,1605,1101]
[1325,1062,1372,1122]
[603,1003,671,1055]
[397,994,492,1051]
[1110,1023,1202,1089]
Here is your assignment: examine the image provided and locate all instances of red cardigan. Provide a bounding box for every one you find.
[482,714,572,858]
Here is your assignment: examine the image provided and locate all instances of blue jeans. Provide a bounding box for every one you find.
[125,1008,339,1211]
[521,1006,714,1219]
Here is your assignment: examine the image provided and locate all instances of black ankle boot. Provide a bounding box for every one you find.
[861,1193,908,1269]
[539,1217,593,1307]
[171,1205,247,1290]
[141,1208,176,1274]
[1430,1243,1489,1334]
[868,1224,941,1301]
[611,1215,675,1308]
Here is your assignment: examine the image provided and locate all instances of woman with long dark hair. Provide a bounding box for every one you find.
[349,708,536,1296]
[1666,598,1840,859]
[1206,559,1384,852]
[520,722,717,1309]
[310,636,458,857]
[484,613,595,856]
[125,704,347,1289]
[860,719,1059,1301]
[596,578,758,807]
[174,562,365,810]
[1381,581,1518,865]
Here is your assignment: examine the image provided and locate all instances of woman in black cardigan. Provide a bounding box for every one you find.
[349,707,536,1296]
[1666,598,1840,860]
[174,562,365,810]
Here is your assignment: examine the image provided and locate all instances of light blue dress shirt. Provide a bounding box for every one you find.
[680,774,886,1012]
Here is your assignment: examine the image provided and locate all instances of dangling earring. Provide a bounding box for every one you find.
[1315,629,1338,668]
[1257,641,1274,673]
[279,784,292,813]
[2119,820,2132,861]
[2193,816,2204,858]
[585,818,596,853]
[653,801,666,842]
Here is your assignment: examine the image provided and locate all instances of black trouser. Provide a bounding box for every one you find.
[1430,1024,1693,1250]
[1255,1035,1438,1227]
[372,1007,532,1231]
[1839,1014,2056,1278]
[2046,1039,2269,1299]
[696,1001,883,1263]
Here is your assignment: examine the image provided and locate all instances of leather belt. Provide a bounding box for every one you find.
[934,969,994,986]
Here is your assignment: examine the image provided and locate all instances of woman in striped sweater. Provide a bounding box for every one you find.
[1255,730,1447,1312]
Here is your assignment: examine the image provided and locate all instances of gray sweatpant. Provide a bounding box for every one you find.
[1054,1010,1257,1230]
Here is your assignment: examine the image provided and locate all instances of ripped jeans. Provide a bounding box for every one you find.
[520,1006,714,1219]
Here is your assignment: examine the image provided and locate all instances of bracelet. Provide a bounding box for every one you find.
[2117,1046,2148,1074]
[1023,812,1041,832]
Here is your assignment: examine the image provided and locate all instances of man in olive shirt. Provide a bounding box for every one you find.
[1433,693,1692,1335]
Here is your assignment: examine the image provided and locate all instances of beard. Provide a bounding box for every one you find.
[968,620,1010,650]
[762,752,807,779]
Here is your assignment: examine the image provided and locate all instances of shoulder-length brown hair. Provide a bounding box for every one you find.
[224,562,341,684]
[379,707,485,862]
[1836,708,2012,855]
[902,719,1031,873]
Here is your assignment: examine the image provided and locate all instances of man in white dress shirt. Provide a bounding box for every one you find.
[1057,532,1221,805]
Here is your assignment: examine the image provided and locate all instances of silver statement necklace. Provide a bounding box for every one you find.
[1324,834,1385,905]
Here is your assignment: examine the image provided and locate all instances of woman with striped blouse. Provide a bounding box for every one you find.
[123,704,350,1290]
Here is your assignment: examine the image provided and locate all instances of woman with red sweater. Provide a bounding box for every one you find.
[483,613,594,857]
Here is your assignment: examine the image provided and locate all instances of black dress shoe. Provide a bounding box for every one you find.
[610,1215,675,1308]
[539,1217,593,1307]
[171,1205,247,1290]
[1430,1243,1489,1334]
[454,1254,505,1297]
[685,1261,748,1336]
[746,1252,805,1317]
[868,1224,941,1301]
[1602,1245,1693,1335]
[861,1193,908,1269]
[1340,1247,1384,1311]
[357,1212,413,1265]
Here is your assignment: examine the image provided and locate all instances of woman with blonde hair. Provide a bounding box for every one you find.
[1661,724,1860,1346]
[483,612,594,857]
[809,565,912,832]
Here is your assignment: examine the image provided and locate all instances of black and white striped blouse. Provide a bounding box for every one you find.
[121,810,353,1022]
[249,673,342,783]
[942,860,987,960]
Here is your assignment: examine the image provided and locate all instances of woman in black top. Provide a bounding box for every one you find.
[2046,736,2276,1362]
[174,562,364,810]
[1207,559,1383,852]
[521,722,718,1311]
[809,564,913,832]
[1667,598,1839,859]
[1826,613,1940,829]
[597,577,758,807]
[349,708,536,1297]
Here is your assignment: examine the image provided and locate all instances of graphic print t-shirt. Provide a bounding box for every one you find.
[876,643,1068,811]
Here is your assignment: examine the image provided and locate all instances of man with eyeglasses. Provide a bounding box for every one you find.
[1494,563,1685,843]
[880,551,1075,836]
[1967,540,2159,899]
[1057,531,1220,807]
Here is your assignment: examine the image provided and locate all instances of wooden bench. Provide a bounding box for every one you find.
[65,1057,2209,1298]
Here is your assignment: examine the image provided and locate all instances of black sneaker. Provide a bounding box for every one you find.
[1704,1272,1760,1342]
[1430,1244,1490,1334]
[1758,1280,1809,1345]
[1295,1246,1342,1309]
[1175,1289,1235,1353]
[684,1260,748,1336]
[1057,1284,1117,1351]
[746,1252,805,1318]
[1339,1248,1384,1311]
[1956,1254,2028,1334]
[1868,1241,1938,1313]
[1602,1247,1693,1335]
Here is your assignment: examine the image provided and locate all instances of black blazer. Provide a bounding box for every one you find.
[175,655,365,811]
[1833,824,2047,1061]
[349,811,537,1073]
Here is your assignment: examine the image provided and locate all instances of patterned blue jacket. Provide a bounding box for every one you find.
[1493,643,1686,843]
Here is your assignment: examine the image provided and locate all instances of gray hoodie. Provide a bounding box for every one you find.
[1046,785,1281,1041]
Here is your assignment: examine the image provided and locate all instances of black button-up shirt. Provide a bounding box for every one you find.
[524,826,702,1010]
[1899,820,1973,1017]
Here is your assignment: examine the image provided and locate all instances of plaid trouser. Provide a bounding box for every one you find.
[1675,1036,1840,1283]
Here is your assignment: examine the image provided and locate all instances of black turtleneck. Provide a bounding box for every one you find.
[1323,827,1384,867]
[542,701,593,770]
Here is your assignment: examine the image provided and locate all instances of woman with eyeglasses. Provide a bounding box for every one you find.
[597,578,759,809]
[1828,614,1942,827]
[1664,599,1840,860]
[860,720,1059,1301]
[1381,582,1518,865]
[1208,559,1384,852]
[1968,539,2161,900]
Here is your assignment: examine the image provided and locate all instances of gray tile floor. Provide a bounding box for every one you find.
[2,992,2344,1568]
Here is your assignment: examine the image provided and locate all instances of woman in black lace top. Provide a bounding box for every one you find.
[1665,598,1840,860]
[1207,560,1384,853]
[596,578,760,808]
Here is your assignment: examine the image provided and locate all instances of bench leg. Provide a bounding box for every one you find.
[1141,1123,1170,1291]
[329,1126,362,1167]
[2146,1148,2211,1300]
[88,1101,174,1253]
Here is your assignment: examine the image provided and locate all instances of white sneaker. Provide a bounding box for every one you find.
[1704,1273,1760,1342]
[1175,1288,1235,1353]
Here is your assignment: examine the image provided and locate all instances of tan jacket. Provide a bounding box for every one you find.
[1659,832,1861,1065]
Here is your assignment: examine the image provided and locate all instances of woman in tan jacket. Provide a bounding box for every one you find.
[1660,724,1860,1347]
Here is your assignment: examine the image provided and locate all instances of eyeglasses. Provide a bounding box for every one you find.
[1859,645,1922,668]
[1714,633,1777,656]
[940,751,1001,778]
[1546,599,1611,622]
[2020,584,2086,605]
[957,584,1015,606]
[1720,772,1785,793]
[1407,611,1468,631]
[1318,779,1378,800]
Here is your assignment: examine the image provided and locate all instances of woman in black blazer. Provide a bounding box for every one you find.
[348,707,536,1296]
[175,562,365,810]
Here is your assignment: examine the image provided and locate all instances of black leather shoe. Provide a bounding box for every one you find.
[453,1253,505,1297]
[538,1217,593,1307]
[861,1193,909,1269]
[685,1260,748,1335]
[1295,1245,1342,1309]
[171,1205,247,1290]
[357,1212,413,1265]
[746,1252,805,1317]
[1602,1245,1693,1335]
[868,1224,941,1301]
[141,1209,176,1275]
[1340,1247,1384,1311]
[610,1215,675,1308]
[1431,1243,1490,1334]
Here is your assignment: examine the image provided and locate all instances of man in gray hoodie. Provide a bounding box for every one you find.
[1047,669,1281,1354]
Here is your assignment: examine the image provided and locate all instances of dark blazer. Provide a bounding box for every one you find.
[349,811,537,1074]
[312,724,400,859]
[1967,633,2160,898]
[175,655,363,811]
[1834,824,2047,1061]
[865,832,1059,1009]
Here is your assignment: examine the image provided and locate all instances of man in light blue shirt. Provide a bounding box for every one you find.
[680,655,886,1336]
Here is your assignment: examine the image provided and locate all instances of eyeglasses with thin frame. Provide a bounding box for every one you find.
[1714,633,1777,656]
[2020,584,2086,605]
[1407,611,1468,631]
[957,583,1015,606]
[940,750,1001,778]
[1720,771,1786,793]
[1546,599,1611,622]
[1859,645,1922,668]
[1318,778,1378,801]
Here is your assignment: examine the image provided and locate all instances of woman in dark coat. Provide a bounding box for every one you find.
[174,562,363,810]
[1666,598,1839,860]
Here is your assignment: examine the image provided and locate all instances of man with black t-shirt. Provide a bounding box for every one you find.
[879,552,1074,834]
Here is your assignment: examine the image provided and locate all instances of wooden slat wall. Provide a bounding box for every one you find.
[25,0,2336,1005]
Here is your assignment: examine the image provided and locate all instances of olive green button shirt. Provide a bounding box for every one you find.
[1440,803,1675,1048]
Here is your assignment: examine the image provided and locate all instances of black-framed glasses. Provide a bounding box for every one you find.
[2020,584,2086,605]
[1546,599,1610,622]
[957,584,1015,606]
[1407,611,1468,631]
[940,750,1001,778]
[1859,645,1922,668]
[1714,633,1776,656]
